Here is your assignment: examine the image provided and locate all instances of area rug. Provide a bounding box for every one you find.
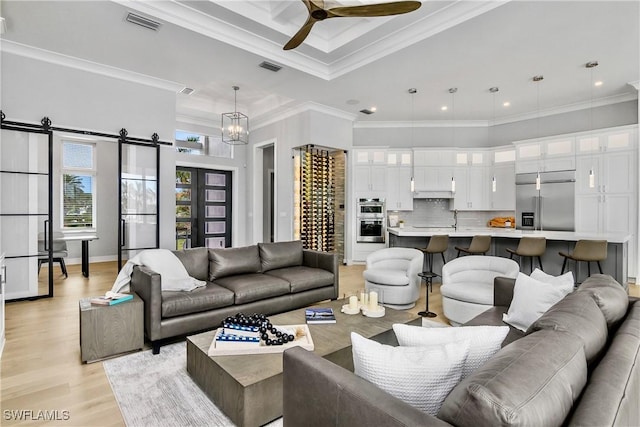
[103,342,283,427]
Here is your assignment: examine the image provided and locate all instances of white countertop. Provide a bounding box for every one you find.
[388,226,631,243]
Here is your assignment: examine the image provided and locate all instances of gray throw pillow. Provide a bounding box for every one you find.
[258,241,303,272]
[172,247,209,281]
[209,245,262,280]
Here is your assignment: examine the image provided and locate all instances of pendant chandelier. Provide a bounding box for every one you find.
[533,75,544,190]
[449,87,457,193]
[489,86,499,192]
[221,86,249,145]
[586,60,599,188]
[409,88,417,193]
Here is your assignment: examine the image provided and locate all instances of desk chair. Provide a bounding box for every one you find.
[38,232,69,278]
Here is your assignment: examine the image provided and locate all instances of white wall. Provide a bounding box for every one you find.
[354,101,638,148]
[1,53,177,260]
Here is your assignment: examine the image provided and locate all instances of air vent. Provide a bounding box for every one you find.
[180,87,195,95]
[126,12,161,31]
[359,109,375,115]
[259,61,282,72]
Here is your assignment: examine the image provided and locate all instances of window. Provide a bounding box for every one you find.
[62,141,96,229]
[175,130,233,159]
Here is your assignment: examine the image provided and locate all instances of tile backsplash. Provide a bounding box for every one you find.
[387,199,514,228]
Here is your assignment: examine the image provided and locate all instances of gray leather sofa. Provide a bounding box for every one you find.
[131,240,338,353]
[283,274,639,427]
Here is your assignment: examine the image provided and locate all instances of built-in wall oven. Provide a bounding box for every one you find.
[357,198,385,243]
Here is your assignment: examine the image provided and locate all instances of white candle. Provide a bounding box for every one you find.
[360,291,368,306]
[349,295,358,310]
[369,291,378,309]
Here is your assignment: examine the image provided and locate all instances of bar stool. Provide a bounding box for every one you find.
[559,239,607,282]
[417,272,437,318]
[455,235,491,257]
[418,235,449,274]
[506,237,546,273]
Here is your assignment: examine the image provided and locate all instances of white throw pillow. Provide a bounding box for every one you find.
[503,272,573,332]
[351,332,469,416]
[530,268,575,291]
[392,324,509,378]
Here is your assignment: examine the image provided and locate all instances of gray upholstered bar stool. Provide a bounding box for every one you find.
[418,235,449,275]
[455,235,491,257]
[559,239,608,282]
[506,236,546,273]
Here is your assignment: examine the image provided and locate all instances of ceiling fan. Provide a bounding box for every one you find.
[284,0,422,50]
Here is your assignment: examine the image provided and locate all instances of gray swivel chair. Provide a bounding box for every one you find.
[38,232,69,278]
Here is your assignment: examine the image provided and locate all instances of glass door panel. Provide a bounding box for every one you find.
[176,168,196,250]
[119,142,159,268]
[0,128,52,300]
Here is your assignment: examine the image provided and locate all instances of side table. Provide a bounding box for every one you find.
[79,294,144,363]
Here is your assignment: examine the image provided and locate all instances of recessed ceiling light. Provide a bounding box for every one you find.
[594,81,603,87]
[441,106,448,111]
[503,101,510,107]
[370,106,377,112]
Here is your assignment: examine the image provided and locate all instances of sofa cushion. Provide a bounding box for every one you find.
[438,329,587,427]
[209,245,262,280]
[577,274,629,329]
[172,247,209,281]
[440,281,493,305]
[530,268,575,289]
[393,324,509,378]
[463,306,525,347]
[161,283,234,318]
[351,332,470,416]
[528,291,608,365]
[258,241,303,272]
[214,273,290,304]
[363,269,409,286]
[265,266,334,293]
[503,272,573,332]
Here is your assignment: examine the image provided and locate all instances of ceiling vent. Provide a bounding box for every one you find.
[359,108,375,115]
[259,61,282,72]
[126,12,161,31]
[180,87,195,95]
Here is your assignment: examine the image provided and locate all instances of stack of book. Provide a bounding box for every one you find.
[215,323,261,349]
[305,307,336,324]
[90,292,134,306]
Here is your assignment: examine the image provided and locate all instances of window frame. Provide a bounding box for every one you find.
[61,139,97,232]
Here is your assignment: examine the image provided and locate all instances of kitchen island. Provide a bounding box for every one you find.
[389,227,630,284]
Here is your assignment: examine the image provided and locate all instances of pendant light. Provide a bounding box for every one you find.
[409,88,417,193]
[586,61,598,188]
[221,86,249,145]
[449,87,457,193]
[489,86,499,192]
[533,75,544,190]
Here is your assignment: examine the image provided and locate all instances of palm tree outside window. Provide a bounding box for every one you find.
[62,141,96,229]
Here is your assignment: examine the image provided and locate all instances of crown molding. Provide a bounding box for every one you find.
[329,1,508,79]
[251,101,357,131]
[354,119,487,129]
[1,39,185,92]
[628,80,640,91]
[175,114,218,129]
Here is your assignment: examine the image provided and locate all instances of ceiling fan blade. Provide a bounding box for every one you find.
[284,16,317,50]
[328,1,421,18]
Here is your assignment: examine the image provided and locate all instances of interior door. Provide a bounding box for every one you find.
[119,140,159,268]
[0,126,53,300]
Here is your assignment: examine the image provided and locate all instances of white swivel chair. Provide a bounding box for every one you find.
[363,247,423,310]
[441,255,519,325]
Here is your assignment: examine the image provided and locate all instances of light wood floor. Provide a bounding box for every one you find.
[1,262,637,426]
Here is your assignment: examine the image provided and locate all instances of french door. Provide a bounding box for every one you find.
[176,167,232,249]
[0,124,53,300]
[118,139,159,268]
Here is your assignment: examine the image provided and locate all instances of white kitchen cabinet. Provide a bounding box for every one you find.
[413,166,454,192]
[354,149,388,195]
[489,163,516,210]
[413,149,455,167]
[387,150,412,167]
[514,137,575,173]
[576,151,635,196]
[386,167,413,211]
[576,193,633,235]
[453,166,489,210]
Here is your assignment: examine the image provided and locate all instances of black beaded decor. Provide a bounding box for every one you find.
[224,313,295,346]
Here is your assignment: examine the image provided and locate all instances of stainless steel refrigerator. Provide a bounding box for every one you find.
[515,170,576,231]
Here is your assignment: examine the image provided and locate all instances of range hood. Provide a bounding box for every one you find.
[412,191,454,199]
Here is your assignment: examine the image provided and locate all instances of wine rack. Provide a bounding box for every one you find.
[295,147,335,252]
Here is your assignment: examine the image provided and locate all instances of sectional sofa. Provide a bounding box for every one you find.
[130,240,338,353]
[283,274,638,427]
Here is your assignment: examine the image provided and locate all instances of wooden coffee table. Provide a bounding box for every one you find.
[186,299,420,427]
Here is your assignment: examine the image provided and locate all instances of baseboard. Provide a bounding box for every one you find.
[65,255,119,265]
